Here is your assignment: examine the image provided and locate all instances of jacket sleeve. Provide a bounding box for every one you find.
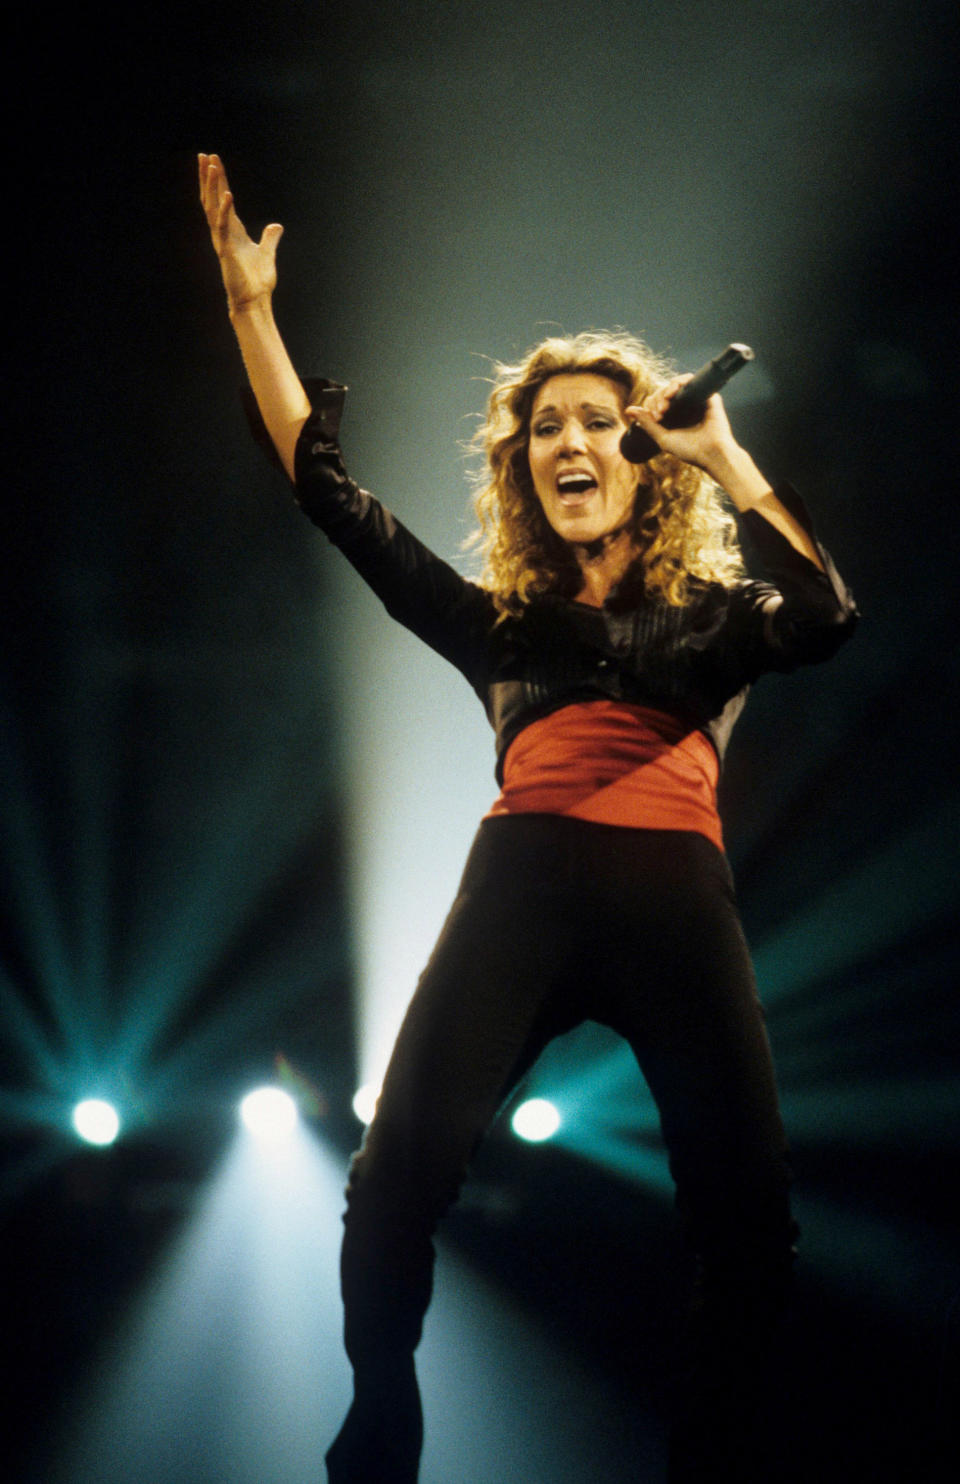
[245,381,494,688]
[729,482,859,673]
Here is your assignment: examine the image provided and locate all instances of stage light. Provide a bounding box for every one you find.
[352,1083,380,1126]
[511,1098,560,1143]
[239,1086,298,1141]
[72,1098,121,1147]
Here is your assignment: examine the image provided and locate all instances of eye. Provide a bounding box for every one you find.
[588,418,615,430]
[532,421,560,437]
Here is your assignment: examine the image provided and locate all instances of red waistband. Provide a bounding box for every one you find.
[485,700,723,852]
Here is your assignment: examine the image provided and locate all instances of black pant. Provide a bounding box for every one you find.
[326,816,797,1483]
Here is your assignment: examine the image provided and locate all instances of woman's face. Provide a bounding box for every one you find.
[527,373,642,547]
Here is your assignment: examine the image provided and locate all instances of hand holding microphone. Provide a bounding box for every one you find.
[621,343,755,463]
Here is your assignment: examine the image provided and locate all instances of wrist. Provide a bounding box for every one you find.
[228,292,274,326]
[703,442,771,507]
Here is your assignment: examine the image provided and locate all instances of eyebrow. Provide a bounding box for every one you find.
[532,400,620,419]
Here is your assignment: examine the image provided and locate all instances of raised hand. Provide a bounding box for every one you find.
[197,152,311,478]
[198,153,284,314]
[625,376,822,563]
[624,374,738,476]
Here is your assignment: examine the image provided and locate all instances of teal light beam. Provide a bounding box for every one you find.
[750,800,959,1006]
[0,964,64,1091]
[0,708,98,1067]
[780,1075,960,1143]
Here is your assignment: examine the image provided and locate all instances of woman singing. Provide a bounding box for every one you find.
[199,152,857,1483]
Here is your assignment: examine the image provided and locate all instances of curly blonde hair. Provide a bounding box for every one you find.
[469,330,744,613]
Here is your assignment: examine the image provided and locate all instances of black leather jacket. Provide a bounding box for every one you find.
[251,382,858,782]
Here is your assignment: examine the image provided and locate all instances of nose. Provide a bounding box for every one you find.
[557,417,587,455]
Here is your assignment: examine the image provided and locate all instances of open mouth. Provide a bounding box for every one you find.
[556,473,598,502]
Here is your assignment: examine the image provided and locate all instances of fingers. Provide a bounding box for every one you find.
[198,152,232,222]
[199,152,219,222]
[650,374,693,419]
[210,153,232,198]
[256,221,282,266]
[624,373,696,428]
[216,191,234,246]
[199,153,248,257]
[624,403,659,431]
[623,407,669,461]
[199,152,217,205]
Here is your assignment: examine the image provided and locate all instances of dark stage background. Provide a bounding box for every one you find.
[3,3,958,1480]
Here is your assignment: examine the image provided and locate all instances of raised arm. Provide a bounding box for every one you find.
[198,153,310,480]
[626,376,826,571]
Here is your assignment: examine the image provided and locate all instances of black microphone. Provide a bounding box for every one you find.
[620,342,755,463]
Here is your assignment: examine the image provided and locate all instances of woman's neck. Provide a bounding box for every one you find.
[571,526,638,607]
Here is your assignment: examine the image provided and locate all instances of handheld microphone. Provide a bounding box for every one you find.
[620,343,755,463]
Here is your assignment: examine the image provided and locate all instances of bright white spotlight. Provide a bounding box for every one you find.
[352,1083,380,1126]
[511,1098,561,1143]
[240,1087,298,1142]
[72,1099,121,1147]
